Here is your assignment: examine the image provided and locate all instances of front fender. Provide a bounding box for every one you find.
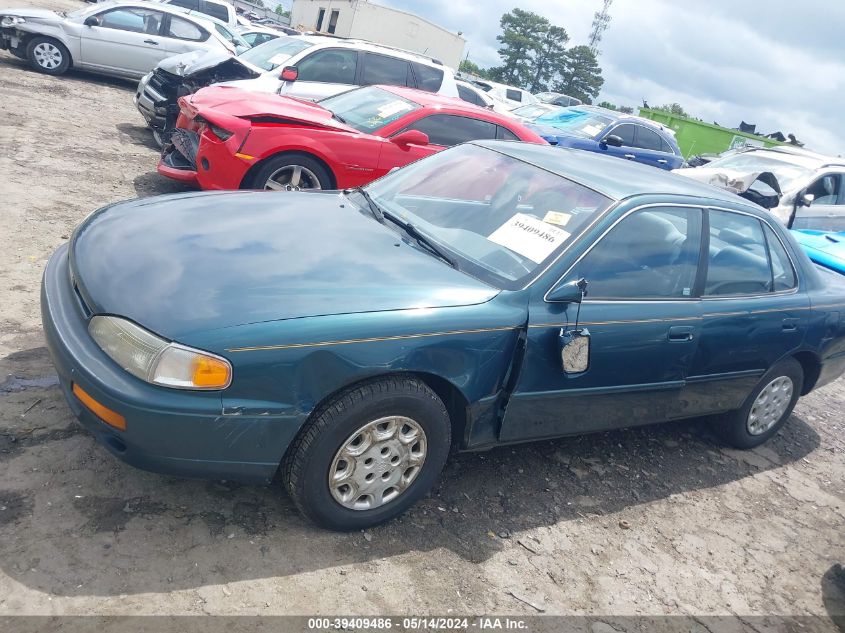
[15,23,75,56]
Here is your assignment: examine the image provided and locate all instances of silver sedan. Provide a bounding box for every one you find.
[0,0,238,78]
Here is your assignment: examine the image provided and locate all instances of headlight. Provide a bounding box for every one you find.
[1,16,25,27]
[88,316,232,390]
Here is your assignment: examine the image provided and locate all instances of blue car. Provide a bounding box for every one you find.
[42,142,845,530]
[528,106,684,170]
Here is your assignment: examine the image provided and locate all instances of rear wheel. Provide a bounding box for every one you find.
[27,37,70,75]
[247,153,332,191]
[282,377,451,530]
[712,358,803,449]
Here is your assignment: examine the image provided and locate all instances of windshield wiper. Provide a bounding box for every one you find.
[351,187,384,223]
[331,112,348,124]
[384,214,458,269]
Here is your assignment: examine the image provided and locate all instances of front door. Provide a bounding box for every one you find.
[80,7,168,75]
[501,205,705,441]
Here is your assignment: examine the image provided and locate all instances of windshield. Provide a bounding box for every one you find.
[319,87,419,133]
[705,152,816,192]
[536,110,613,137]
[238,36,311,71]
[361,144,614,289]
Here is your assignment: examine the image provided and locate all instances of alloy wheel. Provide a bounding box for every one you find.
[264,165,322,191]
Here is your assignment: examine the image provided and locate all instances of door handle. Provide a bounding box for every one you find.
[782,318,799,332]
[624,154,636,159]
[668,325,695,342]
[144,39,159,45]
[657,159,668,164]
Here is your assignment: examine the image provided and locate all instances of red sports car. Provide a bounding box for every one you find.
[158,84,546,191]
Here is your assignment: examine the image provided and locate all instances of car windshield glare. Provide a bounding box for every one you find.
[536,111,613,137]
[238,36,311,71]
[319,87,420,133]
[363,144,614,289]
[706,153,815,193]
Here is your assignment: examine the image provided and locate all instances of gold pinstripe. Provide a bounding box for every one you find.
[226,325,518,353]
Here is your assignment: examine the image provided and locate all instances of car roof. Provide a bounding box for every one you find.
[472,140,753,204]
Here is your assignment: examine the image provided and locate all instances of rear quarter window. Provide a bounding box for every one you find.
[412,62,444,92]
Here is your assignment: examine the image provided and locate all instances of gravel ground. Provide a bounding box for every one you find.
[1,1,844,628]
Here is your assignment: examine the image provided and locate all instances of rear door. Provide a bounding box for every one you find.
[684,208,810,416]
[161,14,212,56]
[80,6,169,75]
[359,52,414,90]
[631,125,680,170]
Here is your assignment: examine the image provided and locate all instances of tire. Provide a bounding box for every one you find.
[247,153,332,191]
[282,377,451,531]
[713,357,803,449]
[26,37,71,75]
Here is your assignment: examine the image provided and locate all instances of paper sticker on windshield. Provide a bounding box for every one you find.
[581,124,603,136]
[488,213,570,263]
[377,101,413,119]
[543,211,572,227]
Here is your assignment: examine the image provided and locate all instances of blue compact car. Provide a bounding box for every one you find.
[528,106,684,170]
[42,142,845,530]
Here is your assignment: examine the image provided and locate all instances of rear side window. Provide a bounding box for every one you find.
[705,211,771,296]
[361,53,412,87]
[167,16,206,41]
[405,114,497,147]
[635,125,663,151]
[497,126,519,141]
[297,49,358,84]
[412,62,444,92]
[505,88,522,102]
[659,136,674,154]
[203,0,229,22]
[763,224,797,291]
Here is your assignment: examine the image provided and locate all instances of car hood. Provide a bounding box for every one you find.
[157,49,261,77]
[1,7,62,19]
[187,85,354,131]
[69,191,498,339]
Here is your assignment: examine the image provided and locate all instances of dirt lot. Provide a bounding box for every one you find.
[1,0,844,628]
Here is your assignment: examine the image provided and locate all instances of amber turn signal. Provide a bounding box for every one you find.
[72,383,126,431]
[191,355,232,388]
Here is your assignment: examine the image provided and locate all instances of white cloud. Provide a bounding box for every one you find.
[381,0,844,155]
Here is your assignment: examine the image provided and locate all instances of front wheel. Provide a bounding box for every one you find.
[247,153,332,191]
[27,37,70,75]
[712,358,803,449]
[282,377,451,530]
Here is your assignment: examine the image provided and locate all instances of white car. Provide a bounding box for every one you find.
[455,79,518,114]
[237,24,282,47]
[0,1,240,78]
[159,0,237,29]
[469,79,538,109]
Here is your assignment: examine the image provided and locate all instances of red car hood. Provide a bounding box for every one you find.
[184,86,356,132]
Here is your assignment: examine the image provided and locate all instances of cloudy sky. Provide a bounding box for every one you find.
[381,0,844,156]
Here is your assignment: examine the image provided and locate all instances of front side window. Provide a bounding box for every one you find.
[562,207,702,299]
[319,86,418,133]
[98,8,164,34]
[806,174,843,206]
[607,123,635,146]
[166,15,206,41]
[404,114,497,147]
[362,144,613,288]
[705,210,772,296]
[297,48,358,84]
[361,53,412,88]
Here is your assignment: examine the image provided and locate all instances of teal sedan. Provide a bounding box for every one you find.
[42,142,845,530]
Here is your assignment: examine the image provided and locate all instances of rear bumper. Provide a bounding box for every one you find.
[40,245,287,484]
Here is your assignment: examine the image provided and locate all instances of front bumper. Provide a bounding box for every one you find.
[158,126,251,190]
[41,244,287,484]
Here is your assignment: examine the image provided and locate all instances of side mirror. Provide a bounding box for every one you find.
[800,192,815,207]
[546,278,587,303]
[84,15,100,27]
[600,134,623,148]
[280,66,298,81]
[390,129,429,148]
[560,328,590,374]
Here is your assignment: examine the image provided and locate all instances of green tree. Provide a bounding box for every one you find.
[597,101,617,110]
[553,45,604,104]
[526,25,568,92]
[459,59,488,78]
[655,103,688,117]
[488,9,550,86]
